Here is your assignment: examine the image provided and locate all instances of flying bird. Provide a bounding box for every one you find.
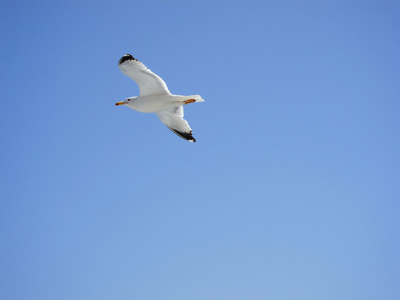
[115,54,204,142]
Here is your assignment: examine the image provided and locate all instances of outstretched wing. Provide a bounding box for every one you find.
[156,107,196,142]
[118,54,171,96]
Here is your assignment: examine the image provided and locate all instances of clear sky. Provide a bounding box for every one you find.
[1,1,399,299]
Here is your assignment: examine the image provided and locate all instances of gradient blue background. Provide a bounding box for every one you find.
[1,1,399,299]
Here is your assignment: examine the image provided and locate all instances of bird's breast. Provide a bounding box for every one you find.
[131,95,176,113]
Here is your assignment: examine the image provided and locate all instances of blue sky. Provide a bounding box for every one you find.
[1,1,399,299]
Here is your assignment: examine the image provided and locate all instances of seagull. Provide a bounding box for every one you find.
[115,54,204,142]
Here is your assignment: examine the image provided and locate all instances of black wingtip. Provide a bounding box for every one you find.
[118,54,136,65]
[169,128,196,142]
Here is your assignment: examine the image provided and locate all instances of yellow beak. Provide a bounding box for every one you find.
[115,101,125,106]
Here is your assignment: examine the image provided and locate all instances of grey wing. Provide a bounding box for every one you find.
[118,54,171,96]
[156,107,196,142]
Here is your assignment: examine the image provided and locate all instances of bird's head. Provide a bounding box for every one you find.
[115,97,136,107]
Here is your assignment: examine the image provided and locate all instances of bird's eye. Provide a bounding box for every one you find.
[127,99,131,101]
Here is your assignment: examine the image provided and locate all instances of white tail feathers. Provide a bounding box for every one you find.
[190,95,205,102]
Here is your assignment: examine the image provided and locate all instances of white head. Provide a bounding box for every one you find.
[115,97,137,107]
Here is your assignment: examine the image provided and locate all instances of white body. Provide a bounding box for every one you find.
[126,94,204,113]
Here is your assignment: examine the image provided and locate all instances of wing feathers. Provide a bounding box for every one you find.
[156,107,196,142]
[118,54,171,96]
